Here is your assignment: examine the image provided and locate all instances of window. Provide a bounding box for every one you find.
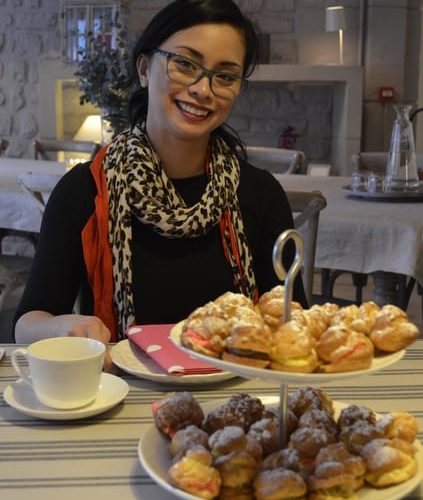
[61,2,120,63]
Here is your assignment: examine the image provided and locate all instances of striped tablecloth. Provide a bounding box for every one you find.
[1,341,422,499]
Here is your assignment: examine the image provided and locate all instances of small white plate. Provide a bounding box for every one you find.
[110,339,235,385]
[3,373,129,420]
[138,398,423,500]
[170,321,406,384]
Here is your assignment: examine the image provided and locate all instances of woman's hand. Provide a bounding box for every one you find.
[15,311,116,372]
[58,315,115,372]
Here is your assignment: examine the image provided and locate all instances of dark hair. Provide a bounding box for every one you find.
[127,0,259,154]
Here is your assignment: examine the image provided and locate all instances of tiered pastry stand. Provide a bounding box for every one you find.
[148,230,423,500]
[171,229,406,447]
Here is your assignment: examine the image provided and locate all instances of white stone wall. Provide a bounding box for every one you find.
[0,0,421,163]
[0,0,61,158]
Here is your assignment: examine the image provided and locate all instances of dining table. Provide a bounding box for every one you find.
[276,174,423,307]
[0,158,66,235]
[0,339,422,499]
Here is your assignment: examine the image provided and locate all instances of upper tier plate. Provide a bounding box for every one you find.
[170,321,405,384]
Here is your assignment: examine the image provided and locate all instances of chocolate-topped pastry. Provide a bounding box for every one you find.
[208,426,247,457]
[263,406,298,437]
[289,426,336,461]
[247,418,279,457]
[261,447,303,474]
[297,409,337,438]
[152,392,204,438]
[338,421,384,455]
[168,424,210,458]
[203,393,265,434]
[337,404,377,430]
[308,442,366,498]
[314,442,366,484]
[287,387,334,418]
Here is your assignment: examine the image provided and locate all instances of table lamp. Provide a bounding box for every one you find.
[64,114,102,168]
[326,6,346,65]
[73,114,102,143]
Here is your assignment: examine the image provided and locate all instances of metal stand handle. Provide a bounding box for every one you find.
[272,229,304,448]
[272,229,304,322]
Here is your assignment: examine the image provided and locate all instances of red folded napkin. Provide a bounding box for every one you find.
[126,324,221,376]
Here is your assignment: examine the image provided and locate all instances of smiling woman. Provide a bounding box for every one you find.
[14,0,307,367]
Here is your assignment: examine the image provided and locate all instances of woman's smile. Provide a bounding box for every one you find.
[176,100,212,120]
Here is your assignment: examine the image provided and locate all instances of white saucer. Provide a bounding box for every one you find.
[3,373,129,420]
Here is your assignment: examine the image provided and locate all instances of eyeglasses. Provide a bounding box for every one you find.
[152,48,246,100]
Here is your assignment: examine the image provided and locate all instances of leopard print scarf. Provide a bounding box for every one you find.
[102,123,257,334]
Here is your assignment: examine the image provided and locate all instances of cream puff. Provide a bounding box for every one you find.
[349,300,381,335]
[376,411,419,443]
[360,437,417,487]
[168,446,221,499]
[370,305,419,352]
[270,321,319,373]
[213,450,259,489]
[223,320,272,369]
[317,326,374,373]
[258,285,303,330]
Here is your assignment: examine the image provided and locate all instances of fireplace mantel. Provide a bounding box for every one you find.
[39,61,362,175]
[249,64,363,175]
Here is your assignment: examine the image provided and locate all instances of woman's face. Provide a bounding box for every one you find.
[141,23,245,145]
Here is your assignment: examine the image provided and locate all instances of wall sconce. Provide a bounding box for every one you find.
[326,6,346,65]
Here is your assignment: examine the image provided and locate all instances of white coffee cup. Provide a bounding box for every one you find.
[11,337,105,409]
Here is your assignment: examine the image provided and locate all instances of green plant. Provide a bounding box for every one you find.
[74,17,131,135]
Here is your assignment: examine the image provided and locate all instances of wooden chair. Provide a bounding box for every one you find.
[0,139,9,156]
[245,146,305,174]
[0,173,64,327]
[285,190,327,306]
[352,151,423,172]
[33,139,101,162]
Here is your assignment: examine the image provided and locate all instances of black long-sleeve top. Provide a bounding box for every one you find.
[13,160,306,338]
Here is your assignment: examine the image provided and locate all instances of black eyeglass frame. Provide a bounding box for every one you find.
[152,48,247,98]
